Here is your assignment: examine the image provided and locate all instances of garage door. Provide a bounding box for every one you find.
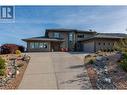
[83,41,94,53]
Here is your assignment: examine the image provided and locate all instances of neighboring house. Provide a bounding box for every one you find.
[22,29,127,52]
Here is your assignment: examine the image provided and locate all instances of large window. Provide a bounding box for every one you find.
[34,42,39,48]
[69,32,73,42]
[30,42,35,49]
[30,42,48,49]
[54,32,60,38]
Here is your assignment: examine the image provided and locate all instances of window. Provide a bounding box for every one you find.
[77,34,84,38]
[39,43,44,48]
[54,32,60,38]
[108,43,110,45]
[43,43,48,48]
[30,42,35,48]
[98,43,101,45]
[69,33,73,42]
[34,42,39,48]
[30,42,48,49]
[39,42,48,48]
[103,43,105,45]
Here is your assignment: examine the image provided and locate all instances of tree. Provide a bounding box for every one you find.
[114,38,127,52]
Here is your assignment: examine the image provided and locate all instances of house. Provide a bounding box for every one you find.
[22,29,127,52]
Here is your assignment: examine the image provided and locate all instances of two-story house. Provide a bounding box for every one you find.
[22,29,127,52]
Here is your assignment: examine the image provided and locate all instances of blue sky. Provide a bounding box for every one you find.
[0,6,127,47]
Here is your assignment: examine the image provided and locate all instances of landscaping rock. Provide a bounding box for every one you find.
[96,56,103,61]
[91,56,117,89]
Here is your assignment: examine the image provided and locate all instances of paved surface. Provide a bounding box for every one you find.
[18,52,92,89]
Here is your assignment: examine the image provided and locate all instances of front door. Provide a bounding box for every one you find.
[51,42,60,51]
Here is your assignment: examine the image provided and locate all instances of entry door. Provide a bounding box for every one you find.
[51,42,60,51]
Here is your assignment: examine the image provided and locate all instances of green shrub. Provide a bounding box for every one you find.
[120,53,127,72]
[0,69,5,76]
[0,57,6,69]
[88,59,94,64]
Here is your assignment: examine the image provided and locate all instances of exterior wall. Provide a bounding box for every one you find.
[27,41,51,52]
[48,31,69,49]
[47,31,96,51]
[95,39,118,52]
[81,40,95,53]
[81,38,119,52]
[75,32,95,41]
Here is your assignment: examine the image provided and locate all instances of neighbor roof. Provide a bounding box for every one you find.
[22,36,64,42]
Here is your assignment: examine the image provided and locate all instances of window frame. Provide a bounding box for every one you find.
[53,32,60,38]
[77,34,84,38]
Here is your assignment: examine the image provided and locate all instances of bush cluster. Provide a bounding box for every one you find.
[120,53,127,72]
[0,57,6,76]
[88,59,94,64]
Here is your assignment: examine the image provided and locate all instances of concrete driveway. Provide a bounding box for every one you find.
[18,52,92,89]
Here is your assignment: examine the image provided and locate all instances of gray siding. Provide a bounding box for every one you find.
[95,39,116,52]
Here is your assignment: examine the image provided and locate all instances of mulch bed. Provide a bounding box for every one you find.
[85,52,127,89]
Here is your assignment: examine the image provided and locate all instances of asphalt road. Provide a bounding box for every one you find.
[18,52,92,89]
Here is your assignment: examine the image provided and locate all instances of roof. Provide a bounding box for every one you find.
[79,33,127,42]
[22,36,65,42]
[46,28,96,34]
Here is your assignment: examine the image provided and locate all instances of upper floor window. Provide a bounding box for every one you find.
[77,34,84,38]
[53,32,60,38]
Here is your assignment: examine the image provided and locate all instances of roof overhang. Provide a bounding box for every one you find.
[22,38,65,42]
[78,36,125,42]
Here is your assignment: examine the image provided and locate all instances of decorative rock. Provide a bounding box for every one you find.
[96,56,103,61]
[104,78,111,83]
[16,70,20,75]
[91,55,117,89]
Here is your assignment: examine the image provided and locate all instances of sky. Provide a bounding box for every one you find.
[0,6,127,47]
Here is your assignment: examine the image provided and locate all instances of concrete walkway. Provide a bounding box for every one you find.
[18,52,92,89]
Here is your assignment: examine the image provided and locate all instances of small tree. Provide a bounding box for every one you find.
[113,37,127,53]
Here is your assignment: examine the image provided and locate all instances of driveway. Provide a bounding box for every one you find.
[18,52,92,89]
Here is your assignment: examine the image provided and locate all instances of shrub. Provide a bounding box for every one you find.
[120,53,127,72]
[0,57,6,69]
[103,49,107,52]
[88,59,94,64]
[0,69,5,76]
[15,50,22,56]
